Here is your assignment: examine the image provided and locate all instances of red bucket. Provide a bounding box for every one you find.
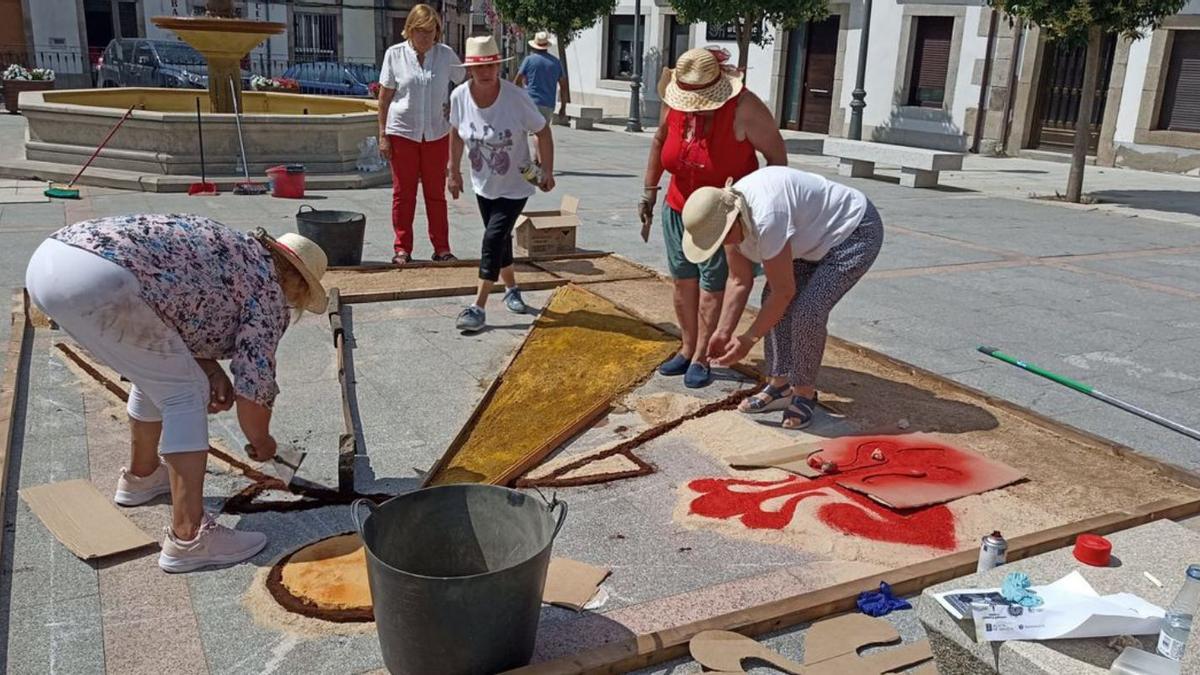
[266,164,305,199]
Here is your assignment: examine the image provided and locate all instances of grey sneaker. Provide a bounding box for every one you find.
[504,287,527,314]
[456,305,486,332]
[158,514,267,573]
[114,463,171,506]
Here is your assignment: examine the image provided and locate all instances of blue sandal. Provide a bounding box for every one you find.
[684,362,713,389]
[782,394,818,430]
[739,383,792,414]
[658,353,691,377]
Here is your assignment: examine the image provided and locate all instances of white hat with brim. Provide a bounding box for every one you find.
[663,47,744,113]
[529,31,553,50]
[264,232,329,313]
[681,184,747,264]
[463,35,514,67]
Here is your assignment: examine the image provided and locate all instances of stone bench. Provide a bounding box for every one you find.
[823,138,963,189]
[563,103,603,130]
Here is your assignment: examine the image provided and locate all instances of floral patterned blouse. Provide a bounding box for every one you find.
[51,214,289,407]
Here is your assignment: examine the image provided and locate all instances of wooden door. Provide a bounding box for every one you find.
[1032,35,1117,152]
[799,16,839,133]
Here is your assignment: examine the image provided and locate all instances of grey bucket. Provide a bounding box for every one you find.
[295,204,366,267]
[352,486,567,675]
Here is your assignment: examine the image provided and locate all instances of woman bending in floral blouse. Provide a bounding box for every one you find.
[25,214,328,573]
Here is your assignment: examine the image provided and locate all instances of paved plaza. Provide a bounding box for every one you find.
[1,112,1199,673]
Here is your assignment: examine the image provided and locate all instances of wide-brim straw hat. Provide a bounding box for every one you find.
[463,35,513,67]
[663,47,744,112]
[264,232,329,313]
[681,181,750,264]
[529,31,553,50]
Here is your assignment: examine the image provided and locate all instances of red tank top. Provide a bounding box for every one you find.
[660,93,759,211]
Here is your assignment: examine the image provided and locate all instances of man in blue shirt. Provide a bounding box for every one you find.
[515,31,565,124]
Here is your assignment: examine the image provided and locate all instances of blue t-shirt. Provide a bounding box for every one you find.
[518,51,563,109]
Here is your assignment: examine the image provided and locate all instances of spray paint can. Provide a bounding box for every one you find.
[977,531,1008,572]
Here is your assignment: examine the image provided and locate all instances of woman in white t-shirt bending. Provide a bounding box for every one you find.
[448,36,555,333]
[680,166,884,429]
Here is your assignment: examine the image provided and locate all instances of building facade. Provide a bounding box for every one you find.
[563,0,1200,174]
[10,0,470,86]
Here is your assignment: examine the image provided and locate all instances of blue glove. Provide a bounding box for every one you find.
[857,582,912,617]
[1001,572,1044,608]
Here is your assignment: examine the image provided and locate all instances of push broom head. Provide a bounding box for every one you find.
[233,181,268,196]
[44,182,80,199]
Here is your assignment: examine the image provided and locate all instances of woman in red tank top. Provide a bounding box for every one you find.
[640,47,786,388]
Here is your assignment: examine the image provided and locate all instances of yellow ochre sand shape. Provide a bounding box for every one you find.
[427,284,678,486]
[279,534,372,611]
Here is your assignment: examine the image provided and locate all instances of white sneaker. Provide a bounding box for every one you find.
[158,514,267,573]
[114,464,171,506]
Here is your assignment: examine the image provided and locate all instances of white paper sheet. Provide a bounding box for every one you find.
[936,571,1165,642]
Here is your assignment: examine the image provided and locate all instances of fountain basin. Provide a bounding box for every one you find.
[18,88,381,177]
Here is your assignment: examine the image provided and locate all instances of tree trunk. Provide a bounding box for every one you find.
[557,35,571,119]
[736,17,753,71]
[1066,25,1102,203]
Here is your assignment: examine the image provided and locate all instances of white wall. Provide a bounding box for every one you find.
[1113,0,1200,145]
[27,0,84,74]
[342,8,376,63]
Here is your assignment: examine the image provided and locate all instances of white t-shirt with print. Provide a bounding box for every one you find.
[734,166,868,263]
[449,79,546,200]
[379,42,464,142]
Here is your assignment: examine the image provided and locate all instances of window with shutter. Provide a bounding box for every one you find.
[908,16,954,108]
[1158,31,1200,133]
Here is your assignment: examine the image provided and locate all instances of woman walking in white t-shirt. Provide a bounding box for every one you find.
[448,36,555,333]
[680,166,884,429]
[377,4,464,265]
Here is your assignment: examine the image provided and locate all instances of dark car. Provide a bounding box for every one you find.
[282,62,378,96]
[97,38,249,90]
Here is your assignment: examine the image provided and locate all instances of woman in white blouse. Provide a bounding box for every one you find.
[377,4,464,265]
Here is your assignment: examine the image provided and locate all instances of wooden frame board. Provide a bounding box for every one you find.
[327,289,365,494]
[0,289,32,570]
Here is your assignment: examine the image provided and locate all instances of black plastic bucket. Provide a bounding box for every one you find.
[352,486,567,675]
[295,204,365,267]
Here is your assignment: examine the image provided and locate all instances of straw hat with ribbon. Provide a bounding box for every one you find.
[462,35,514,67]
[663,47,744,112]
[528,31,553,50]
[254,229,329,313]
[681,178,756,264]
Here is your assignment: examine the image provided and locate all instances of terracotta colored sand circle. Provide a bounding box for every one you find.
[267,533,374,622]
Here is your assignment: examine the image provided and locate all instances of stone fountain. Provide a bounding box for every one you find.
[3,0,386,192]
[151,0,284,114]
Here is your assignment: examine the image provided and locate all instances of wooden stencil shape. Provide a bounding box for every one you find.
[19,479,156,560]
[424,284,677,486]
[689,615,932,675]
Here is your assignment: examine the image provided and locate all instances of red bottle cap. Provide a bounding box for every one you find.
[1073,533,1112,566]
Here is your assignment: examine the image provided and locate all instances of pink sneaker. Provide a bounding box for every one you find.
[158,514,267,573]
[114,464,171,506]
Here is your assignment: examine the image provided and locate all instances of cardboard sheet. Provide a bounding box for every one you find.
[19,479,156,559]
[729,434,1024,509]
[543,557,611,611]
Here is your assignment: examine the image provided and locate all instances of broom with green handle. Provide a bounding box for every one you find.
[978,346,1200,442]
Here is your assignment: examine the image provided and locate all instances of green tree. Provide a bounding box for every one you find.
[987,0,1186,202]
[491,0,618,116]
[669,0,828,70]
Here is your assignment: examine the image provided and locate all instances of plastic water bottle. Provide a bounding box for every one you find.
[1157,563,1200,661]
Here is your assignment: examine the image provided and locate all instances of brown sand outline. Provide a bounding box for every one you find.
[265,531,375,623]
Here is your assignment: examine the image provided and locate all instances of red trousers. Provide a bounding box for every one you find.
[388,134,451,256]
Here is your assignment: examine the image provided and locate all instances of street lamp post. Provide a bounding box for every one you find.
[625,0,643,132]
[847,0,872,140]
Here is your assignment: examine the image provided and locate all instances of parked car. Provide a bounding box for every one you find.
[97,38,249,90]
[281,62,378,97]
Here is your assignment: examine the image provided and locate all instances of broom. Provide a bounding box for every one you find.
[188,98,217,196]
[45,104,135,199]
[229,78,267,196]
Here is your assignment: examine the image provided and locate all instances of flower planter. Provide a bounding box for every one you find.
[3,79,55,114]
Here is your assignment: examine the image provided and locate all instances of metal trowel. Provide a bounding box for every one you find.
[250,444,307,485]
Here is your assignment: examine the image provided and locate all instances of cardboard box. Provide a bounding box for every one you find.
[515,195,580,257]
